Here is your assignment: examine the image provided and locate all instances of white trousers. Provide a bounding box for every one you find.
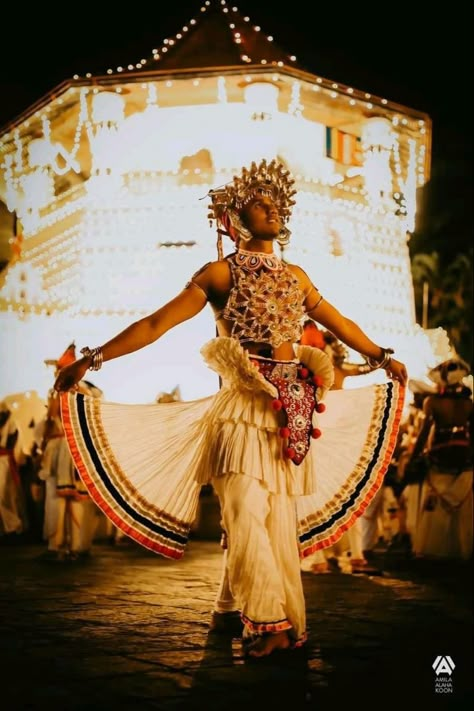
[212,473,306,643]
[50,497,85,553]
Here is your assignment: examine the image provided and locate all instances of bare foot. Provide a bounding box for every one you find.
[246,631,291,657]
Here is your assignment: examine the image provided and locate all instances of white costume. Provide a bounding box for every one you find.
[0,451,23,535]
[402,358,472,560]
[0,406,25,535]
[59,159,404,644]
[61,337,403,643]
[37,428,88,555]
[412,470,472,559]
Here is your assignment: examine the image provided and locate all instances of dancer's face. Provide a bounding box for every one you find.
[240,195,281,240]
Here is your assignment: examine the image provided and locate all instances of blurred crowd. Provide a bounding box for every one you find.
[0,343,118,560]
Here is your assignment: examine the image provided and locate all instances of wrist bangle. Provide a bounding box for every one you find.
[80,346,103,371]
[365,347,394,370]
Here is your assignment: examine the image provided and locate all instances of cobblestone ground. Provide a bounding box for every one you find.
[0,540,471,710]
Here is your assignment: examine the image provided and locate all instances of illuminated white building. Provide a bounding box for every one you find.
[0,1,449,403]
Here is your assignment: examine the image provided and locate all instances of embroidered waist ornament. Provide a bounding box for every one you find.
[251,358,326,465]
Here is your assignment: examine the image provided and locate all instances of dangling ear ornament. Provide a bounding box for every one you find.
[207,158,296,257]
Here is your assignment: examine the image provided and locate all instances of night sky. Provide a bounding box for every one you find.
[0,1,471,167]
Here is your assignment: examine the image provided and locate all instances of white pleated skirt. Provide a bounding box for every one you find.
[60,337,404,559]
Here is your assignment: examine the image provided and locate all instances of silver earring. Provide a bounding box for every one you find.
[276,226,291,248]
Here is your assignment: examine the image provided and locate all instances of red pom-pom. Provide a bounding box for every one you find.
[311,427,322,439]
[279,427,291,439]
[284,447,296,460]
[272,399,283,411]
[312,374,323,386]
[298,367,309,379]
[316,402,326,413]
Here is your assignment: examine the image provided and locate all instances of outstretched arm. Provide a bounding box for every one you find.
[90,285,207,361]
[340,362,374,377]
[54,280,208,392]
[301,275,407,386]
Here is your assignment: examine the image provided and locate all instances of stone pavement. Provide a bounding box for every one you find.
[0,539,472,710]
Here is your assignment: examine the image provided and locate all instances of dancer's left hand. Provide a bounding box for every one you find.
[385,358,407,386]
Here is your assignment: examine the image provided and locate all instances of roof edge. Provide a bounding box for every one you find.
[0,65,431,139]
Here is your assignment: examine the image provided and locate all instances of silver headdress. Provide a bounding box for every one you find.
[207,159,297,257]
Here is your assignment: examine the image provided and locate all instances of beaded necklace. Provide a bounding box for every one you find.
[234,248,282,272]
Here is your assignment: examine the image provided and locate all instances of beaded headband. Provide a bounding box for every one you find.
[207,159,297,255]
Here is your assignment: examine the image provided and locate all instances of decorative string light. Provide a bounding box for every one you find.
[0,1,437,400]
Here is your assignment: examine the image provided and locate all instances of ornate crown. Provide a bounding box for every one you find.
[208,159,297,227]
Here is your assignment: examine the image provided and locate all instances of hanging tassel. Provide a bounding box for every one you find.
[216,231,223,260]
[209,213,224,261]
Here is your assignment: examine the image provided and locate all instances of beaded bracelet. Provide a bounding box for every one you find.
[80,346,103,371]
[365,347,394,370]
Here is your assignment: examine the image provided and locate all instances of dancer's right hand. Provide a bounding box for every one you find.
[54,358,90,392]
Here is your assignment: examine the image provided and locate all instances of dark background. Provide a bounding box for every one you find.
[0,1,471,167]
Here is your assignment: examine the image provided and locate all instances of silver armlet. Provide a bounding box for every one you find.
[80,346,103,371]
[365,347,394,370]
